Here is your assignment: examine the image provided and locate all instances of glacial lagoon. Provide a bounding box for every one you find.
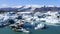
[0,25,60,34]
[0,11,60,34]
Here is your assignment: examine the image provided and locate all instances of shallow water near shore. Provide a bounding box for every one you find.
[0,25,60,34]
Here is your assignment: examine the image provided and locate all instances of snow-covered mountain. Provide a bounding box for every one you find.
[0,5,60,12]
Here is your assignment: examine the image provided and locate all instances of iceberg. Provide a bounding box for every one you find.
[35,23,45,30]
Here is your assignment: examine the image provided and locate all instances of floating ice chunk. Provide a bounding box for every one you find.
[45,16,59,24]
[34,12,42,16]
[25,18,31,21]
[3,16,9,21]
[31,22,34,25]
[35,23,45,30]
[33,16,38,19]
[23,29,29,33]
[40,18,46,21]
[36,18,40,21]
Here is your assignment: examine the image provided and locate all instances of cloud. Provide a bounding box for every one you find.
[31,5,44,8]
[0,4,9,8]
[12,5,22,8]
[46,5,55,7]
[2,4,8,7]
[0,4,22,8]
[23,5,31,8]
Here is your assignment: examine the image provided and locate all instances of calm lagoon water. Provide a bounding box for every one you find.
[0,25,60,34]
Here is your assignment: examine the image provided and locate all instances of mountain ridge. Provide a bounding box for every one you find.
[0,5,60,12]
